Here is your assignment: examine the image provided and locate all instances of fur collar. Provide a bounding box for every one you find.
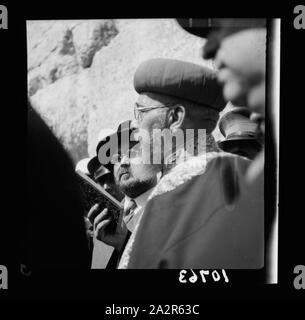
[148,151,221,201]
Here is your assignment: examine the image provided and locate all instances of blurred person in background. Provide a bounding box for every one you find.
[26,101,90,274]
[177,18,274,282]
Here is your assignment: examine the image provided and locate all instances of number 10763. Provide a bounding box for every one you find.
[179,269,229,283]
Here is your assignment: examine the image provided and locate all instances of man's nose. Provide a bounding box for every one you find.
[120,154,130,165]
[131,119,139,129]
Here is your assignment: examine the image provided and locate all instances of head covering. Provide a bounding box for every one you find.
[77,127,117,178]
[87,156,110,180]
[217,107,262,158]
[176,18,266,59]
[218,107,260,141]
[176,18,266,39]
[97,120,138,166]
[134,58,227,112]
[75,157,111,180]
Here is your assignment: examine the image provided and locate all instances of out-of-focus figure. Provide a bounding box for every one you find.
[26,101,90,273]
[176,18,276,282]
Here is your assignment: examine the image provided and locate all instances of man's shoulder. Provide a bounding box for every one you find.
[128,152,263,269]
[143,151,257,230]
[149,151,250,202]
[206,151,251,171]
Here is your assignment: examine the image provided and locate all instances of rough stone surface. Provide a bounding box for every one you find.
[28,19,231,164]
[30,70,92,163]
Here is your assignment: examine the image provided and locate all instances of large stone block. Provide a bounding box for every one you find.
[30,71,93,163]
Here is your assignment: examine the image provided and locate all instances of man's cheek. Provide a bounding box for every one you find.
[222,30,266,76]
[247,81,265,116]
[137,131,153,165]
[223,77,248,104]
[140,140,152,165]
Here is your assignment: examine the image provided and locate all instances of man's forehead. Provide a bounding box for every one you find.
[137,92,176,107]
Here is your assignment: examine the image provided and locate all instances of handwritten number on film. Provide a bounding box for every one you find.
[179,269,229,283]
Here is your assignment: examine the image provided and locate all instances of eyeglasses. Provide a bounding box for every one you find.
[134,102,176,121]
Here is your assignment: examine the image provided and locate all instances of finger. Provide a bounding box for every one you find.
[93,208,109,230]
[116,208,125,227]
[95,219,111,237]
[87,203,100,224]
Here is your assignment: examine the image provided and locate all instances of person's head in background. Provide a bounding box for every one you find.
[75,155,123,201]
[177,19,266,128]
[87,156,123,200]
[217,106,263,160]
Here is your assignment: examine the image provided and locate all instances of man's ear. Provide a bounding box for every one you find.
[168,105,185,132]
